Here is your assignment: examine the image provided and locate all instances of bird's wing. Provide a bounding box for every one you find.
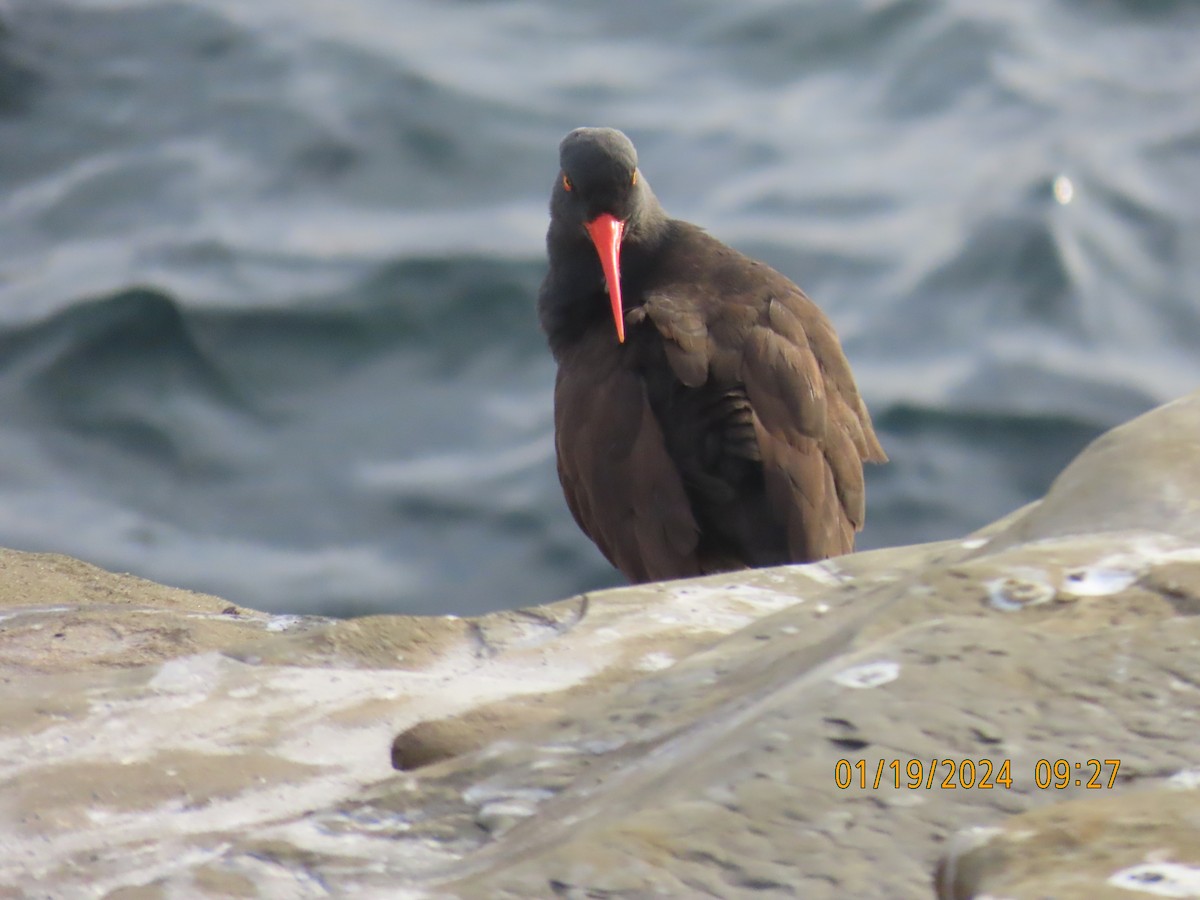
[553,329,703,583]
[741,292,886,558]
[642,282,885,562]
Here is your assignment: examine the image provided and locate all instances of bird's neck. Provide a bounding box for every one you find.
[538,247,614,356]
[539,203,671,356]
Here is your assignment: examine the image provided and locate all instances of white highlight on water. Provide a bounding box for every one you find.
[1053,174,1074,205]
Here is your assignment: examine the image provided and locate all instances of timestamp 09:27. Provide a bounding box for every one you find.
[833,758,1122,791]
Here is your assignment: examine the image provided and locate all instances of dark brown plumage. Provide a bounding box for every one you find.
[538,127,886,583]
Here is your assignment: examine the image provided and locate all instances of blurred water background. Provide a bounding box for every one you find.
[0,0,1197,616]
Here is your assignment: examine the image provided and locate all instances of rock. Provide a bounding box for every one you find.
[1,390,1200,898]
[937,787,1200,899]
[981,391,1200,549]
[391,701,556,771]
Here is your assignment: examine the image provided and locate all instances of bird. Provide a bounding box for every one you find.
[538,127,886,583]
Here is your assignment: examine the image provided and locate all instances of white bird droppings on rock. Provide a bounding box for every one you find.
[670,583,798,611]
[1108,862,1200,897]
[265,615,308,633]
[636,652,676,672]
[147,652,226,696]
[986,572,1056,612]
[1061,565,1139,597]
[1167,768,1200,791]
[476,800,539,836]
[462,783,555,808]
[801,561,846,586]
[832,660,899,689]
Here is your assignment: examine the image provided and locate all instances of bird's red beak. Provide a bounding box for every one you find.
[584,213,626,343]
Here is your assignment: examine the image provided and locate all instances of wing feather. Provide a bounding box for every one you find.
[635,293,710,388]
[742,288,884,554]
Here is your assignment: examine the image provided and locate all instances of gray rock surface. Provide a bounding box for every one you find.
[3,391,1200,899]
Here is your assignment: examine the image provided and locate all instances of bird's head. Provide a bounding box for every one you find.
[550,127,655,344]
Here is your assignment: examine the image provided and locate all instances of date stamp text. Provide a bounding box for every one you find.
[833,758,1121,790]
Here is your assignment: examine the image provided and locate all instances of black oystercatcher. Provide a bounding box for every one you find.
[538,127,886,583]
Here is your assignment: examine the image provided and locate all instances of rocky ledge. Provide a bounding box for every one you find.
[3,392,1200,899]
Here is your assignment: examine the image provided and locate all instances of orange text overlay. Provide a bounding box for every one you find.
[833,758,1122,790]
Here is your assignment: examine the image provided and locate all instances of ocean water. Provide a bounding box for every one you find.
[0,0,1197,616]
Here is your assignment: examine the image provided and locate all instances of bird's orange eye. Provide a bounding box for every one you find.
[631,169,638,186]
[562,173,573,192]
